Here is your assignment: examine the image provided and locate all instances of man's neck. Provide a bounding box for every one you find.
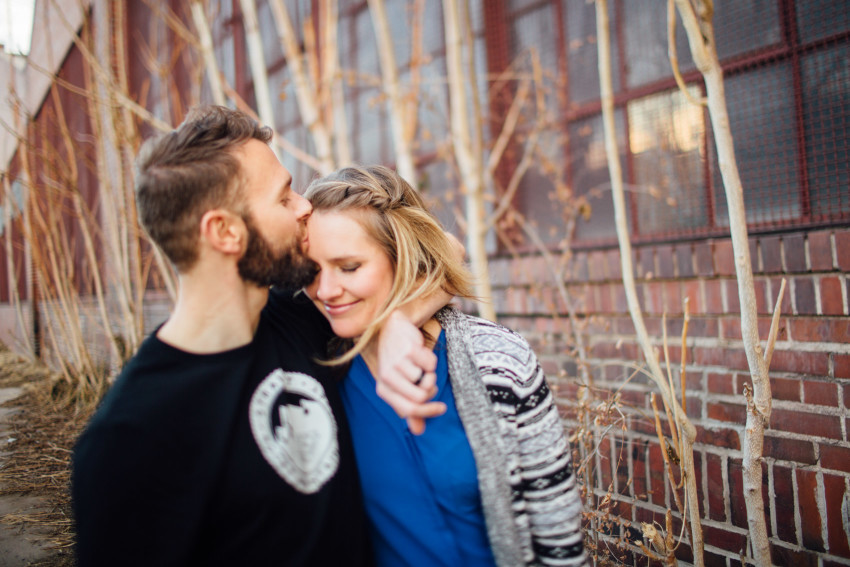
[157,269,269,354]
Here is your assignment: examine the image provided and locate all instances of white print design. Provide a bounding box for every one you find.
[249,370,339,494]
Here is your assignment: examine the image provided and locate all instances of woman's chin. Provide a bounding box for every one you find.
[331,324,363,340]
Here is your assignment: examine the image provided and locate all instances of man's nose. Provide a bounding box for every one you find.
[293,192,312,221]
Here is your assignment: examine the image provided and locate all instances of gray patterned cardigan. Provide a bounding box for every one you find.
[436,307,586,567]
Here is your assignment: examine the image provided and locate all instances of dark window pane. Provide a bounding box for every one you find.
[569,113,625,243]
[565,0,619,105]
[512,4,560,113]
[802,43,850,216]
[258,0,285,67]
[623,0,693,88]
[797,0,850,44]
[712,62,800,226]
[713,0,782,61]
[420,159,461,236]
[410,57,449,156]
[629,87,707,235]
[353,88,387,164]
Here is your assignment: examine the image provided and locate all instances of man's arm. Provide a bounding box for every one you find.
[375,231,466,433]
[376,310,447,434]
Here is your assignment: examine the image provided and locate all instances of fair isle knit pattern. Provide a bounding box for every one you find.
[437,307,587,567]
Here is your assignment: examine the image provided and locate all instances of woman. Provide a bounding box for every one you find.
[303,165,586,567]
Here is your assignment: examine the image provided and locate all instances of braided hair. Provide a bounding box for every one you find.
[304,165,474,364]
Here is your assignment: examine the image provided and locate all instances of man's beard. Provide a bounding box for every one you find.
[237,214,318,289]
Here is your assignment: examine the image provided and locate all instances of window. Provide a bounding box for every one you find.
[497,0,850,245]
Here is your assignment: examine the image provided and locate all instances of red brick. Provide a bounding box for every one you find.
[820,444,850,474]
[698,346,751,371]
[707,401,747,424]
[720,317,742,340]
[695,426,741,450]
[771,546,820,567]
[657,245,675,278]
[703,524,747,553]
[763,435,816,464]
[754,278,769,314]
[571,252,589,281]
[708,372,736,395]
[682,280,702,314]
[694,242,714,277]
[784,234,807,273]
[795,277,817,315]
[673,539,693,564]
[835,229,850,270]
[820,276,845,316]
[831,319,850,343]
[612,285,628,313]
[804,380,838,406]
[796,468,825,551]
[587,251,607,281]
[664,281,682,314]
[648,442,666,507]
[761,236,783,273]
[728,459,748,529]
[706,453,725,521]
[725,280,742,313]
[823,473,850,556]
[790,317,832,342]
[769,276,793,315]
[714,240,736,276]
[676,243,694,277]
[704,280,724,314]
[836,354,850,379]
[771,377,801,402]
[684,370,703,391]
[637,246,654,278]
[808,230,834,271]
[705,550,734,567]
[606,249,622,280]
[771,408,842,440]
[769,349,829,376]
[749,237,760,274]
[773,465,796,543]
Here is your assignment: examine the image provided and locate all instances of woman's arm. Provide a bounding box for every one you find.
[510,355,587,566]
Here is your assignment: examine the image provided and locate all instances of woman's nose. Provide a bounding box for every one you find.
[315,273,341,301]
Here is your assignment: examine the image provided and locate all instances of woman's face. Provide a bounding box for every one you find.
[304,210,394,339]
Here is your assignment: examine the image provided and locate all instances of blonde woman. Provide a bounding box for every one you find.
[303,165,586,567]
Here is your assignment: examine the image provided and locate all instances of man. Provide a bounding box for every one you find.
[72,106,443,566]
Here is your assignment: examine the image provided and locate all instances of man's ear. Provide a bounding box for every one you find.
[199,209,245,256]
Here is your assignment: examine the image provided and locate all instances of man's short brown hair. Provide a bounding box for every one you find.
[135,105,273,271]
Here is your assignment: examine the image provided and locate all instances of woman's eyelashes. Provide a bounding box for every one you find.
[341,263,361,273]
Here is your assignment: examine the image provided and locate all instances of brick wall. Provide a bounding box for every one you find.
[488,227,850,565]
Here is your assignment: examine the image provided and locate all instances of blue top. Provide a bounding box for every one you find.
[340,330,497,567]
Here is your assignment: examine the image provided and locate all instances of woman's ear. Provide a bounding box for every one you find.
[199,209,245,256]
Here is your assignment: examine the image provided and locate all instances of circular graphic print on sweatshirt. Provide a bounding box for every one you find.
[249,370,339,494]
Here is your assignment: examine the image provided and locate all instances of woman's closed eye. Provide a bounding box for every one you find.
[341,264,361,273]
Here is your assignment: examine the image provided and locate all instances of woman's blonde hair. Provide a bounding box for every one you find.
[304,165,474,364]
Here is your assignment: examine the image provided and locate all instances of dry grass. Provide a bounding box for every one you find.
[0,344,92,566]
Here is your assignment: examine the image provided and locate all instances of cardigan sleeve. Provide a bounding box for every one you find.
[478,324,587,566]
[511,357,587,566]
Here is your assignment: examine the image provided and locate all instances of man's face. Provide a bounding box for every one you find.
[237,211,317,288]
[233,139,317,288]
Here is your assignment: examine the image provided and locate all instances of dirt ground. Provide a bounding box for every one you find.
[0,346,86,567]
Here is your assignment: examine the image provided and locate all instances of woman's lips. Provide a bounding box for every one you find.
[323,301,358,317]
